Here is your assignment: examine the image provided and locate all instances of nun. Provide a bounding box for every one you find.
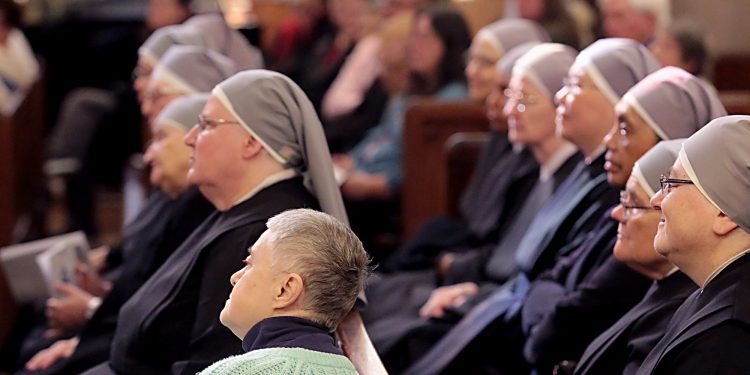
[574,140,697,375]
[141,44,239,123]
[522,65,727,374]
[402,38,661,375]
[637,116,750,374]
[80,70,349,375]
[21,95,215,375]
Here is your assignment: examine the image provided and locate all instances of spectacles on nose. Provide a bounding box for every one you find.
[659,174,694,195]
[195,114,241,132]
[619,190,655,219]
[504,88,538,113]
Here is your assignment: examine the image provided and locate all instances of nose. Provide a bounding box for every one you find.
[611,203,626,223]
[143,143,155,165]
[230,268,244,286]
[650,189,664,210]
[554,85,569,107]
[184,124,198,147]
[503,96,518,120]
[604,123,619,151]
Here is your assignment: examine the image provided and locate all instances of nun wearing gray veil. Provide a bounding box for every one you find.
[95,70,351,375]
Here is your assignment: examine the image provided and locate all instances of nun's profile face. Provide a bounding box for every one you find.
[611,176,665,276]
[651,160,718,266]
[555,67,614,151]
[143,124,191,197]
[184,95,250,190]
[133,58,155,105]
[604,101,660,187]
[465,35,502,102]
[504,76,556,148]
[486,70,510,131]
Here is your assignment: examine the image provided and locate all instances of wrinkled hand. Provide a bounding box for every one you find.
[87,246,110,273]
[25,337,79,371]
[76,263,111,297]
[419,282,479,319]
[46,283,93,331]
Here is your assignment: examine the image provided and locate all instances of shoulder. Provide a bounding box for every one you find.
[660,321,750,374]
[199,348,358,375]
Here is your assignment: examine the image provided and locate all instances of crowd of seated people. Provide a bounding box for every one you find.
[2,0,750,374]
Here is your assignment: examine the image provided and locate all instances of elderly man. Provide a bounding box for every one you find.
[574,140,697,375]
[635,116,750,374]
[81,70,349,375]
[198,209,369,374]
[597,0,669,45]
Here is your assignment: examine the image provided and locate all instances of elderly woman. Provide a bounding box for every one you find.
[87,70,350,375]
[364,43,579,374]
[575,140,696,375]
[20,95,215,375]
[199,209,369,374]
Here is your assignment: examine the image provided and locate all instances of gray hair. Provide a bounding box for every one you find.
[597,0,671,28]
[266,209,370,331]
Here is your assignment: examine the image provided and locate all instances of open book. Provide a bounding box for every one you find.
[0,232,89,303]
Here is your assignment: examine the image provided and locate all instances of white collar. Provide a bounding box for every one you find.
[233,169,297,207]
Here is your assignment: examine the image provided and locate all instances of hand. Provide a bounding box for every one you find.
[332,154,355,172]
[87,246,110,273]
[436,253,456,277]
[46,283,94,331]
[25,337,79,371]
[76,263,112,297]
[340,172,392,201]
[419,282,479,319]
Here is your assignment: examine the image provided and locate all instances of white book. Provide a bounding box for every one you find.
[0,232,89,303]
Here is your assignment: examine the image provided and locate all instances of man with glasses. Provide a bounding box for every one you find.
[81,70,348,375]
[522,66,726,374]
[635,115,750,374]
[575,140,696,375]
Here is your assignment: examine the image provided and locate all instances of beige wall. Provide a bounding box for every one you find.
[451,0,505,36]
[672,0,750,56]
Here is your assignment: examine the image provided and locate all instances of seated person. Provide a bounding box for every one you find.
[383,19,552,272]
[199,208,370,374]
[574,139,697,375]
[637,116,750,374]
[333,5,470,258]
[83,70,350,375]
[18,95,215,375]
[649,21,708,76]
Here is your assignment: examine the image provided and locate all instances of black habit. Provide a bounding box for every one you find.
[636,253,750,375]
[87,177,319,375]
[574,271,696,375]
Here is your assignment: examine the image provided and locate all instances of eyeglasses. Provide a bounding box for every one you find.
[659,174,694,195]
[619,190,655,219]
[504,88,538,113]
[196,114,241,132]
[131,65,152,82]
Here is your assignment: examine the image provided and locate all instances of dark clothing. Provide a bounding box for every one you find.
[575,271,696,375]
[94,178,318,375]
[521,214,652,373]
[324,80,389,154]
[396,154,619,375]
[636,253,750,375]
[383,132,537,273]
[11,188,214,375]
[242,316,342,355]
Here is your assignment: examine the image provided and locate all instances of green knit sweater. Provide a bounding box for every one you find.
[198,347,359,375]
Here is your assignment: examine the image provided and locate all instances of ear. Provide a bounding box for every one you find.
[713,211,740,236]
[271,273,305,310]
[240,134,264,160]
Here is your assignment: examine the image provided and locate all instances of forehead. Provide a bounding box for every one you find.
[625,175,650,202]
[202,95,238,120]
[471,35,501,56]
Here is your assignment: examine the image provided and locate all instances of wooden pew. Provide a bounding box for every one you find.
[0,73,46,350]
[401,101,490,240]
[443,132,490,218]
[337,310,387,374]
[719,90,750,115]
